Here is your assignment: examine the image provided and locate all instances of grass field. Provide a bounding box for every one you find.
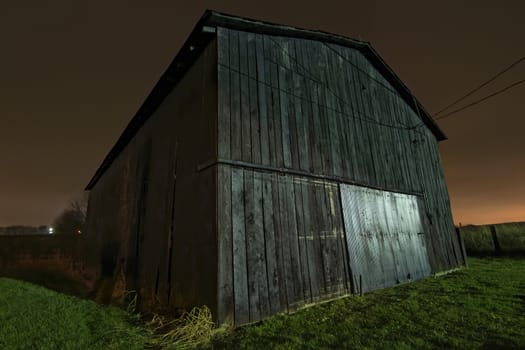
[0,278,149,350]
[2,258,525,349]
[209,258,525,349]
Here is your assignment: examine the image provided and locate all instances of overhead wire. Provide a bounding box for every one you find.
[254,36,525,134]
[434,78,525,121]
[218,62,410,131]
[320,40,429,133]
[262,52,399,129]
[434,56,525,116]
[323,39,525,126]
[267,37,420,132]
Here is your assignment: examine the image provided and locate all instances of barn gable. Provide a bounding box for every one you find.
[84,11,465,327]
[86,10,445,191]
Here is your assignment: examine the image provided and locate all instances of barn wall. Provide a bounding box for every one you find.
[216,27,463,324]
[85,39,218,313]
[217,166,351,325]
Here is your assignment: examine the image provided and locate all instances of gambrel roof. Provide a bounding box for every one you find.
[86,10,445,190]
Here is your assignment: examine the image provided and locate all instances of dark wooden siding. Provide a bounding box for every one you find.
[217,27,463,324]
[217,166,350,325]
[85,39,218,314]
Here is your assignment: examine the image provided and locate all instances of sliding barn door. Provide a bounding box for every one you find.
[340,184,431,293]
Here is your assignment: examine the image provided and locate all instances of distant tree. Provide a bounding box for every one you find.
[52,193,88,235]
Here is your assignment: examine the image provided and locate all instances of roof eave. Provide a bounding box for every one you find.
[85,11,216,190]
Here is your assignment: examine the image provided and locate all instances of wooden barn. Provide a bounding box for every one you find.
[84,11,466,326]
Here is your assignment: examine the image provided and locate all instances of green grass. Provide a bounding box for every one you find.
[0,278,149,350]
[209,258,525,350]
[2,258,525,349]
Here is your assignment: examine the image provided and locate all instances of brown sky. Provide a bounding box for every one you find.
[0,1,523,226]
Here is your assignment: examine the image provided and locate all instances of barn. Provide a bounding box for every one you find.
[84,10,466,326]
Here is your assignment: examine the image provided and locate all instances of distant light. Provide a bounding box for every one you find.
[48,227,54,234]
[77,230,82,235]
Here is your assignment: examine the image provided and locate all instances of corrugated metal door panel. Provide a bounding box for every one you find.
[340,184,431,293]
[342,185,366,294]
[379,191,397,287]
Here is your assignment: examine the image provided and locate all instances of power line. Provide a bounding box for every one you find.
[262,51,394,128]
[435,78,525,121]
[317,41,430,130]
[321,41,447,136]
[219,62,412,132]
[277,37,525,129]
[267,37,417,131]
[325,40,525,126]
[434,56,525,116]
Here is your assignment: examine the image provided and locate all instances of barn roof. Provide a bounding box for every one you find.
[86,10,446,190]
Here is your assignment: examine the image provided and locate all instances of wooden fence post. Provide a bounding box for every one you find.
[455,226,468,267]
[490,225,502,255]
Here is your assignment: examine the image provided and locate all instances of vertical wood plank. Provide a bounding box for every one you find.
[356,52,381,186]
[229,30,242,162]
[348,51,373,183]
[385,93,409,192]
[244,169,260,322]
[247,33,261,165]
[261,172,281,314]
[276,38,293,169]
[217,165,233,325]
[337,46,354,180]
[294,41,309,170]
[321,46,342,177]
[311,43,333,176]
[327,183,348,295]
[268,36,285,168]
[283,38,300,171]
[293,179,312,303]
[277,176,296,308]
[232,168,249,325]
[312,181,329,294]
[255,34,270,166]
[284,176,303,307]
[302,40,324,176]
[217,28,231,160]
[239,31,252,163]
[297,40,318,174]
[321,183,338,294]
[345,48,366,183]
[253,172,270,318]
[271,173,288,311]
[302,179,321,301]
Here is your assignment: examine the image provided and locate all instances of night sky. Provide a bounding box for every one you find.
[1,1,523,226]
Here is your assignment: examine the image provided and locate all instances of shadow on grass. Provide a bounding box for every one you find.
[479,336,520,350]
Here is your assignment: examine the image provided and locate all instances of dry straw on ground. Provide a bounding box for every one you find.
[147,306,215,349]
